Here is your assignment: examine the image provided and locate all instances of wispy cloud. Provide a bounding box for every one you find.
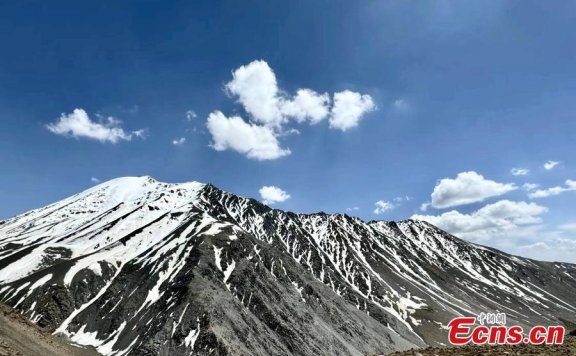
[186,110,197,121]
[528,179,576,199]
[393,196,411,202]
[522,183,539,191]
[172,137,186,146]
[392,98,409,111]
[510,168,529,176]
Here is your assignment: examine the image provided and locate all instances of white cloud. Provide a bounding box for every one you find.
[374,200,394,214]
[277,128,300,137]
[46,109,143,143]
[394,196,411,202]
[225,60,367,129]
[281,89,330,124]
[519,237,576,263]
[172,137,186,146]
[330,90,376,131]
[259,186,290,205]
[510,168,529,176]
[544,160,560,170]
[226,60,284,127]
[206,111,290,160]
[412,200,548,242]
[208,60,377,160]
[528,179,576,198]
[519,241,551,251]
[346,206,360,212]
[132,129,146,139]
[558,223,576,232]
[186,110,197,121]
[429,171,517,209]
[523,238,576,252]
[90,177,100,183]
[522,183,539,191]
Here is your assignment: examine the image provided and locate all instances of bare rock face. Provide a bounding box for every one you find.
[0,176,575,355]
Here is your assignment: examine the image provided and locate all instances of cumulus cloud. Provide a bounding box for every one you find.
[510,168,529,176]
[172,137,186,146]
[429,171,517,209]
[330,90,376,131]
[412,200,548,242]
[46,109,143,143]
[528,179,576,199]
[206,111,290,160]
[208,60,376,160]
[374,200,394,214]
[226,60,284,127]
[281,89,330,124]
[91,177,100,183]
[346,206,360,212]
[544,160,560,170]
[259,186,290,205]
[225,60,369,128]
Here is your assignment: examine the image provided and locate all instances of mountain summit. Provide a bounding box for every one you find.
[1,176,575,355]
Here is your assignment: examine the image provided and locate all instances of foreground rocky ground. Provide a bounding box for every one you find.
[0,303,98,356]
[385,334,576,356]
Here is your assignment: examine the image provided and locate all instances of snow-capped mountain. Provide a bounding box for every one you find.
[0,176,575,355]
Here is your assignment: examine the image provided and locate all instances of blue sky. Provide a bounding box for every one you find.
[1,1,576,262]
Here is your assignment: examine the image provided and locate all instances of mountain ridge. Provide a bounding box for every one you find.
[0,176,575,355]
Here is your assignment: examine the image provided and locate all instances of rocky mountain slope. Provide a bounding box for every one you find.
[0,176,575,355]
